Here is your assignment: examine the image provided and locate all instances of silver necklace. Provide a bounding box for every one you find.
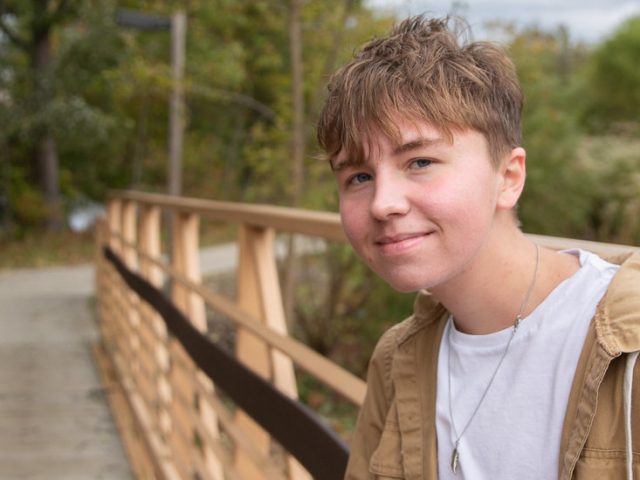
[448,243,540,475]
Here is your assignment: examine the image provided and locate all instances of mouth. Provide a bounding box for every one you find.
[374,232,432,254]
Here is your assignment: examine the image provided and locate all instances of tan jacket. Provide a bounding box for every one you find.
[345,252,640,480]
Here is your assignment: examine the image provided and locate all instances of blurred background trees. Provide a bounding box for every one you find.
[2,1,637,243]
[1,0,639,373]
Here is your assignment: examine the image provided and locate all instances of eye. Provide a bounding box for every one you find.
[410,158,432,169]
[348,172,372,186]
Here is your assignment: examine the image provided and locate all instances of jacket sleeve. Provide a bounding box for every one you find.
[344,325,399,480]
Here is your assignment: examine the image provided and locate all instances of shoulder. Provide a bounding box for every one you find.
[597,251,640,354]
[367,291,448,397]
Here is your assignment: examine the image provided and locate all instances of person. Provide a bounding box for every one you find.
[316,16,640,480]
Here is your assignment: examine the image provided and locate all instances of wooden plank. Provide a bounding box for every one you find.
[106,229,367,406]
[111,190,346,242]
[169,348,196,408]
[170,385,268,480]
[94,342,181,480]
[139,205,164,288]
[234,226,273,479]
[122,200,138,270]
[197,391,288,480]
[92,342,158,479]
[167,425,193,480]
[136,347,158,398]
[136,313,159,357]
[107,198,123,253]
[171,212,207,331]
[170,211,223,478]
[246,227,310,480]
[247,227,298,396]
[168,392,223,480]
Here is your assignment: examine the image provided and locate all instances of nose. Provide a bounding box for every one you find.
[370,173,410,220]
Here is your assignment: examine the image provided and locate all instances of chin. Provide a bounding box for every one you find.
[377,271,428,293]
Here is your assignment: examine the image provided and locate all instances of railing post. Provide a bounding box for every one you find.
[95,217,112,354]
[106,198,131,386]
[234,225,310,480]
[104,198,125,366]
[138,206,173,453]
[122,200,142,377]
[107,198,123,253]
[170,211,224,479]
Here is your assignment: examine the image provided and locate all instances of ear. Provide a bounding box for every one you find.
[496,147,526,210]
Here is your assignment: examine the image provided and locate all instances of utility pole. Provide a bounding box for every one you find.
[168,11,186,197]
[116,9,186,197]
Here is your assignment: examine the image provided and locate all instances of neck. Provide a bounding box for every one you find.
[431,228,539,335]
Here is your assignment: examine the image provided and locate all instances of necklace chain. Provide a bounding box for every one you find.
[447,243,540,474]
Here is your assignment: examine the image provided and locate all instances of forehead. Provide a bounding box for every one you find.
[331,118,452,170]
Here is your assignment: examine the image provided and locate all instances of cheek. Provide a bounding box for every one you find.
[339,199,367,245]
[427,179,496,234]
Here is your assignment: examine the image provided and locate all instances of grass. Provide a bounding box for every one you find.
[0,221,238,271]
[0,229,97,270]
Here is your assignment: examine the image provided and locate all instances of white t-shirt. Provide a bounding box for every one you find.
[436,250,618,480]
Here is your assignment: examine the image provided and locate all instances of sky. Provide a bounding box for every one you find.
[366,0,640,44]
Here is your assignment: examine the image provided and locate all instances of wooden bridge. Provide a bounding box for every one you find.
[94,190,638,480]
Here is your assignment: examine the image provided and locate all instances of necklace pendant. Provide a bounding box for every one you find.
[451,446,459,474]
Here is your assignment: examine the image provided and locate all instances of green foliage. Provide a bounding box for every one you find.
[0,0,393,223]
[292,243,414,376]
[492,25,601,239]
[581,16,640,131]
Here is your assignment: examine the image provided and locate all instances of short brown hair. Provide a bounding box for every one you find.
[317,16,523,166]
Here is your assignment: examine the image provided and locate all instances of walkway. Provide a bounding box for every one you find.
[0,262,133,479]
[0,242,243,479]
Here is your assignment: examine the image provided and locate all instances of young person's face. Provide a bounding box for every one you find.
[333,119,518,292]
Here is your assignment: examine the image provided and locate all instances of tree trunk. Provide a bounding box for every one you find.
[283,0,305,324]
[38,135,62,230]
[32,0,62,230]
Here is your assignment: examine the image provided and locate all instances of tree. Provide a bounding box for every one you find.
[582,16,640,132]
[0,0,78,230]
[492,23,597,238]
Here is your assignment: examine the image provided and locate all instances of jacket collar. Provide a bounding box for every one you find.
[396,290,447,345]
[397,251,640,352]
[596,251,640,356]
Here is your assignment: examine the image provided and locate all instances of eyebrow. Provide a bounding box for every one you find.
[330,136,445,171]
[393,136,444,155]
[330,157,353,171]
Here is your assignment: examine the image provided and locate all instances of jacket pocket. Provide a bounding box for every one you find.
[573,448,640,479]
[369,426,404,479]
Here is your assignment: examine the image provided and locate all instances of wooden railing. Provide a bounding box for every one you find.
[95,190,365,480]
[95,190,639,480]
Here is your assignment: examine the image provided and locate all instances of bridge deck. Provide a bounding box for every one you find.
[0,263,133,479]
[0,244,240,479]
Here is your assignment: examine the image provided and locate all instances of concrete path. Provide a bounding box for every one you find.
[0,263,133,479]
[0,243,245,480]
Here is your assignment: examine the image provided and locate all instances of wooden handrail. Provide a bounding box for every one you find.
[98,192,358,480]
[110,190,346,242]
